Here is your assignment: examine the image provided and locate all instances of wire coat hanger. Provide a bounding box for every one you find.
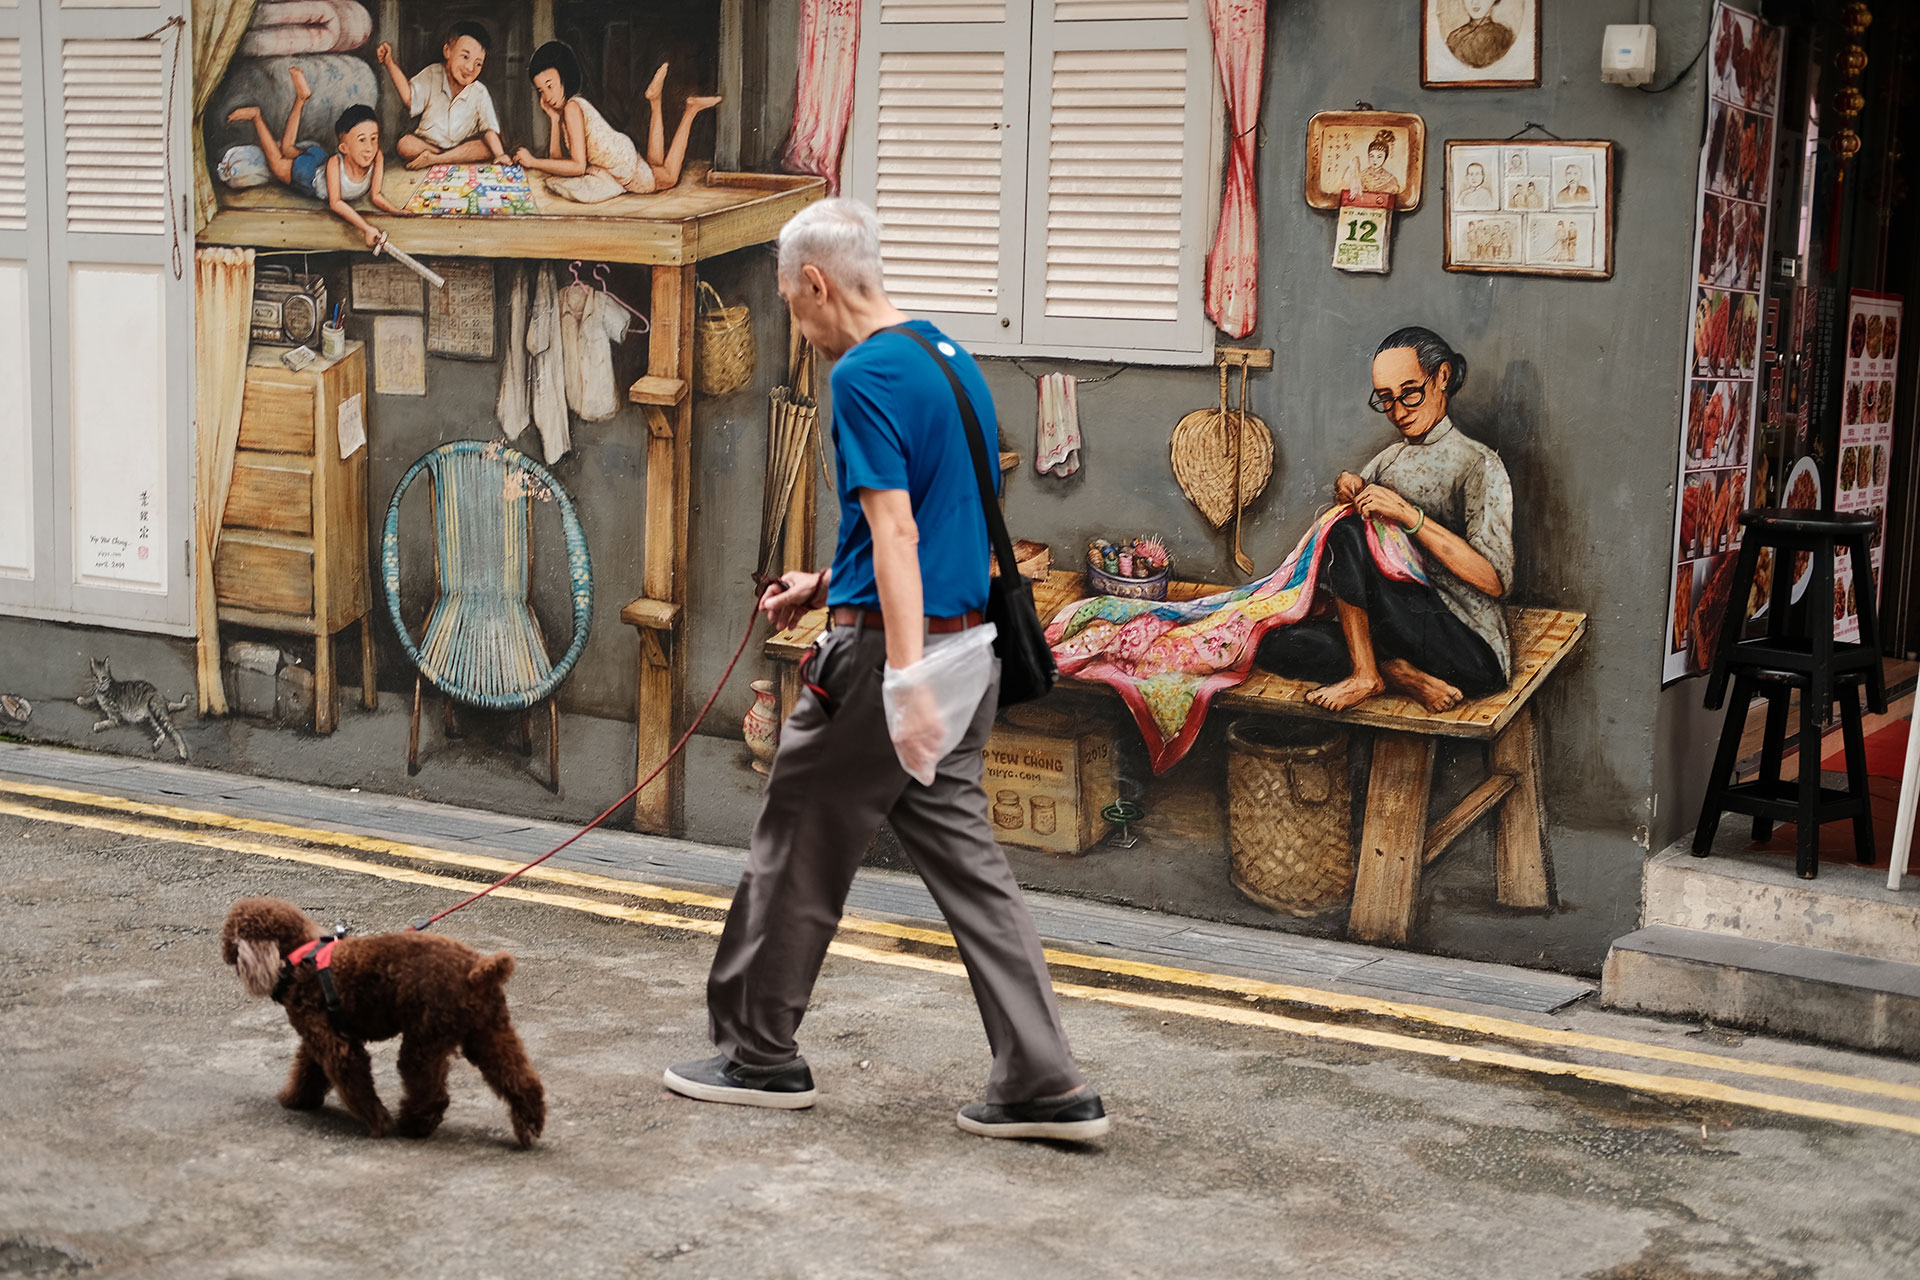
[590,261,649,330]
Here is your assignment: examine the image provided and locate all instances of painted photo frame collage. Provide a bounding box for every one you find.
[1443,141,1611,278]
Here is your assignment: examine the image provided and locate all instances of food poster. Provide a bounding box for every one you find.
[1834,291,1901,642]
[1662,1,1786,683]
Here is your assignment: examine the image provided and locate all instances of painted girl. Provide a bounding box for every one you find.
[225,65,398,247]
[513,42,722,203]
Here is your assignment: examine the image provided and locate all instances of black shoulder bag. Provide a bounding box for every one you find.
[885,325,1058,706]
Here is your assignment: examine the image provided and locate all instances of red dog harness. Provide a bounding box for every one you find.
[273,937,351,1032]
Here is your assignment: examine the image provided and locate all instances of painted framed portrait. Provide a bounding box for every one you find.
[1304,111,1426,212]
[1423,0,1541,89]
[1444,140,1614,279]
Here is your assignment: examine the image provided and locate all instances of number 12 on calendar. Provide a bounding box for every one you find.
[1332,190,1393,274]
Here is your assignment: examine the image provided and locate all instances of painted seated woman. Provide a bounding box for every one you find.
[513,41,721,204]
[1255,326,1513,713]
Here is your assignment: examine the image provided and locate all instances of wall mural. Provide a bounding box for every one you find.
[162,0,1616,959]
[1032,329,1583,941]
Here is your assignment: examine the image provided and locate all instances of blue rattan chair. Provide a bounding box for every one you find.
[382,440,592,791]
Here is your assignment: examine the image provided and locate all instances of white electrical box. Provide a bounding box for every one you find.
[1601,24,1657,86]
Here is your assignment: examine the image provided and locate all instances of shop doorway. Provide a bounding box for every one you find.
[1756,0,1920,661]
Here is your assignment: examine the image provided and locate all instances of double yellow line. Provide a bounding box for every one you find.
[5,775,1919,1137]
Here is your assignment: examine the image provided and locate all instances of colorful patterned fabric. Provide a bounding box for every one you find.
[1046,507,1427,772]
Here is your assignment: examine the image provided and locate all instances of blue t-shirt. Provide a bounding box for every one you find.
[825,321,999,619]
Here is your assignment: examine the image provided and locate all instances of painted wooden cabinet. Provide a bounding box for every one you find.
[215,342,376,733]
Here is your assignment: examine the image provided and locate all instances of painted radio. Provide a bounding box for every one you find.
[249,265,329,346]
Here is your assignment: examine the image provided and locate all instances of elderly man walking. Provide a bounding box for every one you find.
[664,198,1107,1141]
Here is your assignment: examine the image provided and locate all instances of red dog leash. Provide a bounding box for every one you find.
[409,591,773,932]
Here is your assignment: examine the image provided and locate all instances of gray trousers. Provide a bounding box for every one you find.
[706,623,1086,1103]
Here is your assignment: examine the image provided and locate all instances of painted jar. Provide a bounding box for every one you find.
[743,679,779,774]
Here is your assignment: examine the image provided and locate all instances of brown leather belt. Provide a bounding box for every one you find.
[829,607,985,634]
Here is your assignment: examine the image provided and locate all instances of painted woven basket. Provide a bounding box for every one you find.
[1225,719,1354,916]
[694,280,754,396]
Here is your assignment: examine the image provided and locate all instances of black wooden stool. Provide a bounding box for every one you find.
[1693,509,1886,878]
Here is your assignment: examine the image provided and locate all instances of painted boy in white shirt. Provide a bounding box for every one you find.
[376,21,507,171]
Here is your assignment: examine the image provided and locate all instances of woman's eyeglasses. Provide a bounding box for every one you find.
[1368,377,1433,413]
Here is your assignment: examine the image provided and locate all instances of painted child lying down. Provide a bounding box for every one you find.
[225,64,398,247]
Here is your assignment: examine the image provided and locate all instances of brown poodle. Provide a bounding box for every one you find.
[221,897,545,1148]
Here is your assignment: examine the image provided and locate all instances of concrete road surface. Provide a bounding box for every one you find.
[4,813,1919,1280]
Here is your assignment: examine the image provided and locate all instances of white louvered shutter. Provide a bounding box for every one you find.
[849,0,1030,344]
[59,38,167,234]
[1022,0,1213,355]
[0,37,25,231]
[0,1,43,593]
[9,0,195,633]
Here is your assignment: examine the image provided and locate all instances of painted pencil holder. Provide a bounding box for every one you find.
[320,322,346,359]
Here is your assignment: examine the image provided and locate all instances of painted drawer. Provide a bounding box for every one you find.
[214,533,315,619]
[237,376,315,454]
[224,456,314,535]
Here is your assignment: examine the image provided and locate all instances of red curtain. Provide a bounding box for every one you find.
[1205,0,1265,339]
[781,0,863,194]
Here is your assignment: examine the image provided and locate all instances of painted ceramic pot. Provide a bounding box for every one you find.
[743,678,779,774]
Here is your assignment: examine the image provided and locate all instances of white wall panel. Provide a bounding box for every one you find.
[0,260,33,578]
[69,262,165,590]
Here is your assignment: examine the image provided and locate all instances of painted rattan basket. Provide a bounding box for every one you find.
[694,279,754,396]
[1226,719,1354,916]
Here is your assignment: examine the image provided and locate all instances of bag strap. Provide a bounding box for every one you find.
[880,324,1021,586]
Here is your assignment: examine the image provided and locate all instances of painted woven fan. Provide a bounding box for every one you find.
[1171,358,1272,572]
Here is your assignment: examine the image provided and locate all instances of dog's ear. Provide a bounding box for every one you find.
[233,938,283,998]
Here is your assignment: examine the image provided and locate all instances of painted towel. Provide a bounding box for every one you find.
[1047,507,1427,773]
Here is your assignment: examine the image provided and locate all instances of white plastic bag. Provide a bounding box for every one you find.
[881,623,999,785]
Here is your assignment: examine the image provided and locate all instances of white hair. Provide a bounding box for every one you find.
[777,197,885,294]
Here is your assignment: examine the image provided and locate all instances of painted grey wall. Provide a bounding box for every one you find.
[0,0,1727,976]
[688,0,1714,971]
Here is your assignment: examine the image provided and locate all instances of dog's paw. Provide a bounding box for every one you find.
[395,1112,443,1140]
[277,1087,326,1111]
[511,1105,544,1150]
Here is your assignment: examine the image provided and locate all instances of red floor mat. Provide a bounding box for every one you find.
[1821,716,1912,779]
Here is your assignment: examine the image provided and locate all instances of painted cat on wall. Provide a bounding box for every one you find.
[77,658,191,760]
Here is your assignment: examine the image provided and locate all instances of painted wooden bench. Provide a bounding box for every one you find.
[765,569,1588,945]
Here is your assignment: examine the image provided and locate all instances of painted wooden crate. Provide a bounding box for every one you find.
[982,712,1119,856]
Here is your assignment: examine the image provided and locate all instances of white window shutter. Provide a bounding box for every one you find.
[849,0,1030,344]
[60,38,166,234]
[0,1,43,597]
[16,0,195,634]
[1052,0,1189,17]
[1021,0,1213,357]
[0,38,24,231]
[879,0,1010,20]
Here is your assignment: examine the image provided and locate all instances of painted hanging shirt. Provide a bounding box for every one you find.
[558,282,630,423]
[1047,507,1428,772]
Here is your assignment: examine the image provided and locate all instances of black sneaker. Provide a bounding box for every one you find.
[663,1054,817,1110]
[956,1089,1109,1141]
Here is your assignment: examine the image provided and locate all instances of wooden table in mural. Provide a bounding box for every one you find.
[766,570,1589,945]
[202,169,825,834]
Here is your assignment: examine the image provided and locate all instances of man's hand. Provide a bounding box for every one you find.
[375,42,394,67]
[1335,471,1366,505]
[1353,483,1420,530]
[759,570,828,633]
[886,675,946,782]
